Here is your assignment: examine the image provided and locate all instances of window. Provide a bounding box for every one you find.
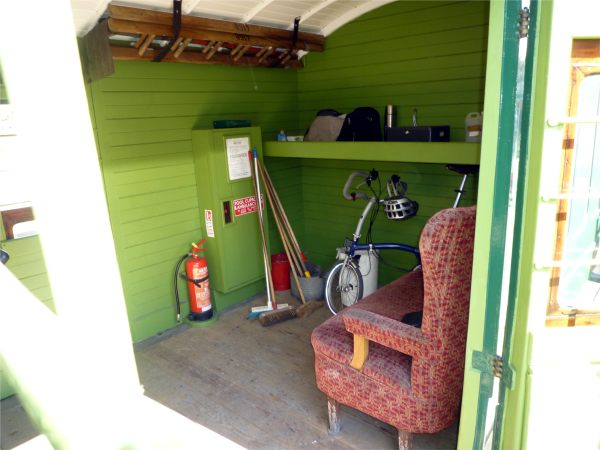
[547,40,600,327]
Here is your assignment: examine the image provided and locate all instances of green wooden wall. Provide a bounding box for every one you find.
[88,61,299,342]
[294,1,487,282]
[86,0,487,342]
[2,237,54,311]
[297,1,489,140]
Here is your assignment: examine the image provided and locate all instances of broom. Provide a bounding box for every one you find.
[248,148,295,325]
[257,160,323,319]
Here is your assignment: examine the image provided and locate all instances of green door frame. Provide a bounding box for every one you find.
[491,1,539,447]
[458,1,539,448]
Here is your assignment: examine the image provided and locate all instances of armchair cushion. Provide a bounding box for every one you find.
[311,269,424,365]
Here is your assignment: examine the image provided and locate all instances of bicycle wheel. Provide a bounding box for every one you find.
[325,260,364,314]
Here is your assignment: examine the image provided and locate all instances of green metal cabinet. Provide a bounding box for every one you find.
[191,127,267,311]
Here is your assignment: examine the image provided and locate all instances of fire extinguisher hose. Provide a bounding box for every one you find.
[180,274,209,288]
[174,253,190,322]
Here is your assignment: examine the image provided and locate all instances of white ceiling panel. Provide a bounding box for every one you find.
[71,0,396,37]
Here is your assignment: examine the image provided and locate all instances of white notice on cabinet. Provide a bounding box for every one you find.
[226,137,251,181]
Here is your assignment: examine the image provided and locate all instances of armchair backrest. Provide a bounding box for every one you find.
[414,206,477,400]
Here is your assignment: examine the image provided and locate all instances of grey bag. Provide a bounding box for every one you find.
[304,115,345,141]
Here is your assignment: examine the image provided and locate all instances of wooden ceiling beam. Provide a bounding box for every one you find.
[108,4,324,51]
[108,18,323,52]
[103,4,319,69]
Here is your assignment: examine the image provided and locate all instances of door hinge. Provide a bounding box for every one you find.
[472,350,515,390]
[519,7,530,38]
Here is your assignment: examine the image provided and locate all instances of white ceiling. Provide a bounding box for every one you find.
[71,0,398,37]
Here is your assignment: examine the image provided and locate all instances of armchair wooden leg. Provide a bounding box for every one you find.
[398,429,413,450]
[327,397,342,434]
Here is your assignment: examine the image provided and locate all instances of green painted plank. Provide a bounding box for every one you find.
[117,186,198,210]
[98,91,299,106]
[310,29,488,71]
[298,78,486,101]
[300,66,486,93]
[104,130,192,147]
[298,88,485,109]
[2,236,54,311]
[264,142,480,165]
[109,60,298,81]
[100,98,298,120]
[117,197,198,224]
[102,141,193,160]
[332,2,487,39]
[97,77,296,93]
[307,26,487,66]
[99,115,298,134]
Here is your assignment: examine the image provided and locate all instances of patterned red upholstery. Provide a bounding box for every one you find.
[311,206,477,434]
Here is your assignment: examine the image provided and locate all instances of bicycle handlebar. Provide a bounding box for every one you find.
[342,171,371,201]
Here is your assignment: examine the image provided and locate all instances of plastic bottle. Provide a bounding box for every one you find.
[277,130,287,141]
[465,112,483,142]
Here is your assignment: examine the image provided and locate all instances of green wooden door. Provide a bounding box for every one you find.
[460,1,600,449]
[501,0,600,448]
[457,0,538,448]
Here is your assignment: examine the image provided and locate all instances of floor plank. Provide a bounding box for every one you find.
[1,292,458,449]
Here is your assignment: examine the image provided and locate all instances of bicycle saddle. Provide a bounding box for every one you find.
[446,164,479,175]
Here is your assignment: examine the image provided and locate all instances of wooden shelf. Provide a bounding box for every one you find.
[264,141,481,165]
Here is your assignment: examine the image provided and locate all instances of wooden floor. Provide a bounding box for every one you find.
[1,292,458,449]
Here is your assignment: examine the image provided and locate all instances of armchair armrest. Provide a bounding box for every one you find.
[342,309,430,361]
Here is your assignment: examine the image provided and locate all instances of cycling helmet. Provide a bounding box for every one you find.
[383,174,418,220]
[383,196,419,220]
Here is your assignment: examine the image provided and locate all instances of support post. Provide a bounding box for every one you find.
[398,429,413,450]
[327,397,342,434]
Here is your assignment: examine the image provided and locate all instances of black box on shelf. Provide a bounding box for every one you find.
[385,126,450,142]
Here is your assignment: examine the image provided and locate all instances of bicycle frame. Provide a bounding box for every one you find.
[325,171,421,314]
[345,196,421,265]
[326,167,474,314]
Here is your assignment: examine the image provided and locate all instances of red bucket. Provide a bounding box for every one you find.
[271,253,291,291]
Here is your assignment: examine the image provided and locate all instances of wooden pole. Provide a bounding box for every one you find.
[258,164,307,304]
[258,164,304,277]
[173,37,192,58]
[249,150,276,309]
[258,160,311,277]
[137,34,155,55]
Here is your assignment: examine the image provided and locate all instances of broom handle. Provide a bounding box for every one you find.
[258,164,304,278]
[250,149,276,309]
[258,164,307,304]
[259,160,311,278]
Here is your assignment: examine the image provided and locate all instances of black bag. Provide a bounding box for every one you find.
[337,107,382,141]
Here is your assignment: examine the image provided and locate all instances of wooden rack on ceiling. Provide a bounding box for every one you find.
[104,4,325,68]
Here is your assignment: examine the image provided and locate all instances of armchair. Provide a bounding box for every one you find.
[311,206,477,449]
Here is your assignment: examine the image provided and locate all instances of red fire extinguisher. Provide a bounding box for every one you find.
[174,240,213,322]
